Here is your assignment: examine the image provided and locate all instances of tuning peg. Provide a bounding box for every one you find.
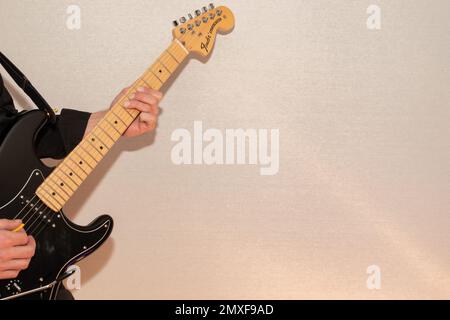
[202,6,208,13]
[188,13,193,20]
[180,16,187,24]
[209,3,215,10]
[173,20,179,27]
[195,9,202,17]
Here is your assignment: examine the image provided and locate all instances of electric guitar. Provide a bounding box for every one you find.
[0,4,234,300]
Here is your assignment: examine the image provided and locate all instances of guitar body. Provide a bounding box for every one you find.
[0,111,113,300]
[0,4,234,300]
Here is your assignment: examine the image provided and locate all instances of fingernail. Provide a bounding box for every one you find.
[124,101,131,108]
[129,93,135,99]
[137,87,146,92]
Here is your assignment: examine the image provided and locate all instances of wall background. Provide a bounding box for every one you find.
[1,0,449,299]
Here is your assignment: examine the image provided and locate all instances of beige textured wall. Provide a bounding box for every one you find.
[1,0,449,299]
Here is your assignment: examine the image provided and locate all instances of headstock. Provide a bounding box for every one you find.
[172,4,235,57]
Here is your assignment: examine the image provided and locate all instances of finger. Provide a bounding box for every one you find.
[0,219,23,231]
[0,258,31,271]
[131,92,158,106]
[138,115,157,133]
[139,112,157,126]
[124,100,154,113]
[151,103,160,117]
[136,87,163,100]
[0,230,29,248]
[139,121,157,133]
[111,86,132,107]
[28,236,36,251]
[3,241,36,260]
[8,232,29,246]
[0,270,19,280]
[119,86,132,98]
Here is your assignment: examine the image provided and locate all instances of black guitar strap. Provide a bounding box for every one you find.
[0,51,56,124]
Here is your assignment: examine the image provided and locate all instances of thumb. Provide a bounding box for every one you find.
[0,219,23,231]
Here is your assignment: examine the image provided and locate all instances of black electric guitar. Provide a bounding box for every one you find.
[0,4,234,300]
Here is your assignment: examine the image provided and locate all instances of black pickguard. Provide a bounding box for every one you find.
[0,111,113,300]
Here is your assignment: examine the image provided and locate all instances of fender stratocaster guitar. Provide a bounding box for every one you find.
[0,4,234,300]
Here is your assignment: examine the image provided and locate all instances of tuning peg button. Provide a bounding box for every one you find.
[188,13,193,20]
[195,9,202,17]
[209,3,215,10]
[202,6,208,13]
[173,20,179,27]
[180,17,187,24]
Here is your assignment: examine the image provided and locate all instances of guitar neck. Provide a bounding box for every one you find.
[36,40,189,212]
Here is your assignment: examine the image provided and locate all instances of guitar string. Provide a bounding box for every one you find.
[16,31,193,239]
[13,194,38,220]
[24,202,50,234]
[33,207,60,238]
[13,197,46,230]
[31,207,54,238]
[20,199,45,224]
[13,196,48,234]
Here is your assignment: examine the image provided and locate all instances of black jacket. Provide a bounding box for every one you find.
[0,73,91,159]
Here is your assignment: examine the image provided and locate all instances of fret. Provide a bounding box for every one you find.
[86,135,109,157]
[76,145,99,168]
[165,47,180,63]
[95,125,117,145]
[80,141,103,161]
[60,163,83,185]
[150,61,171,83]
[36,40,189,212]
[89,131,114,149]
[143,72,163,89]
[70,151,93,175]
[105,112,128,133]
[99,120,122,140]
[46,179,70,201]
[159,52,178,73]
[111,105,134,125]
[122,104,135,118]
[49,174,74,195]
[41,184,65,207]
[54,170,77,192]
[127,107,140,118]
[38,190,61,212]
[168,42,188,63]
[140,78,153,90]
[53,175,75,194]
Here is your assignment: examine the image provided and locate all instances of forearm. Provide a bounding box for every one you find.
[83,110,108,138]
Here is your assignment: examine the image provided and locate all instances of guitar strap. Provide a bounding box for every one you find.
[0,51,56,124]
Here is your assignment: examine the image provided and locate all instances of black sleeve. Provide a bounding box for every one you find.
[35,108,91,159]
[0,73,91,159]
